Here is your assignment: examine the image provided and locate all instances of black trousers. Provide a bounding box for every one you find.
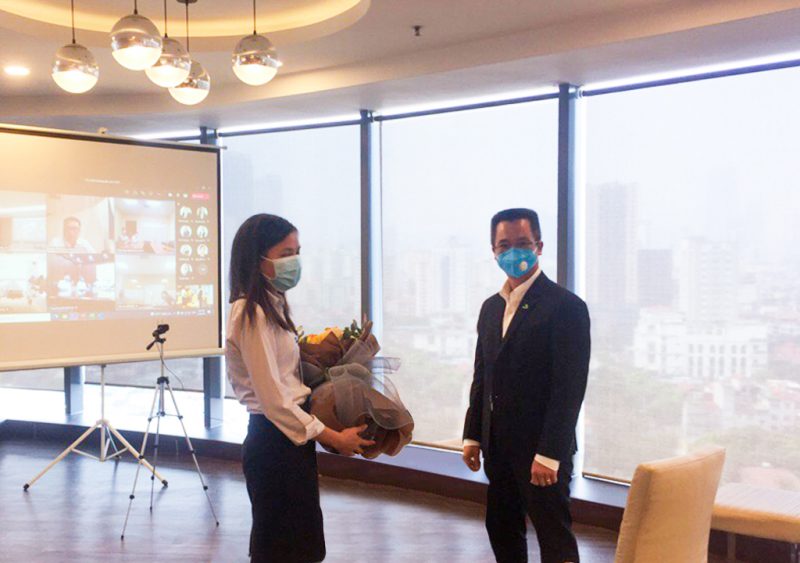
[484,446,579,563]
[242,413,326,563]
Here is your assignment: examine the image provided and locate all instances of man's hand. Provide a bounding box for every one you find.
[462,445,481,472]
[530,459,557,487]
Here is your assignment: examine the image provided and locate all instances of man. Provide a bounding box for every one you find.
[50,216,96,253]
[462,208,590,563]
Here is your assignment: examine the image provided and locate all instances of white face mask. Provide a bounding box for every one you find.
[261,255,302,292]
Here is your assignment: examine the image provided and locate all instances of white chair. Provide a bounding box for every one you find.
[614,446,726,563]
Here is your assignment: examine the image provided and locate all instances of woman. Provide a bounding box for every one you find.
[226,214,373,562]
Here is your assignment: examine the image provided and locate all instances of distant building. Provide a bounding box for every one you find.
[638,248,673,307]
[633,308,768,380]
[586,182,638,309]
[676,238,738,323]
[585,183,639,352]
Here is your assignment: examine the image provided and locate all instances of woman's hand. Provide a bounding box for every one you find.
[336,425,375,456]
[317,425,375,457]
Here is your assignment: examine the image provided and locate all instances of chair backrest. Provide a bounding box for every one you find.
[614,446,726,563]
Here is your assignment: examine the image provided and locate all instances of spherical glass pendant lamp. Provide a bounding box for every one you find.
[52,43,99,93]
[168,0,210,105]
[232,33,281,86]
[52,0,99,94]
[146,36,191,87]
[232,0,282,86]
[168,60,210,105]
[110,1,163,70]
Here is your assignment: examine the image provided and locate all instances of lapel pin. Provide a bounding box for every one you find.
[522,303,529,310]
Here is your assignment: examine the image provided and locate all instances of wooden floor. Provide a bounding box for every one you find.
[0,439,624,563]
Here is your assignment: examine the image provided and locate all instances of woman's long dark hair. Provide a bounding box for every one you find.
[229,214,297,333]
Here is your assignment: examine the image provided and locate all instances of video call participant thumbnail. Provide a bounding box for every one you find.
[49,216,96,253]
[47,253,115,311]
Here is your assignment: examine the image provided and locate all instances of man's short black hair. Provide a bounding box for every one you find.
[63,216,81,227]
[491,208,541,244]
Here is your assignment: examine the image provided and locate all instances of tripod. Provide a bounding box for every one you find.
[120,327,219,539]
[23,364,167,491]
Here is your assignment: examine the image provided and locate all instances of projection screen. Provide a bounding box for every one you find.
[0,125,222,371]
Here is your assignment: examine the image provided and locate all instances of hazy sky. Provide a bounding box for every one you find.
[221,65,800,292]
[223,126,361,251]
[380,100,558,276]
[586,66,800,264]
[222,101,561,280]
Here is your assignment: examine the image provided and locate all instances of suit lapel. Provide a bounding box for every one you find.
[480,295,505,366]
[486,295,504,351]
[498,273,550,355]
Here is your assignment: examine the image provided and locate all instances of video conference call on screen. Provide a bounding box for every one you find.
[0,189,215,323]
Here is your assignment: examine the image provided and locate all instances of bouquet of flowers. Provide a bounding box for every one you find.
[299,320,414,459]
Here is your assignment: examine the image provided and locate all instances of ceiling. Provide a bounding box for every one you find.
[0,0,370,48]
[2,0,800,135]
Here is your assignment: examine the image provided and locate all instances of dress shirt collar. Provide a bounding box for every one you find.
[499,267,542,305]
[234,287,285,304]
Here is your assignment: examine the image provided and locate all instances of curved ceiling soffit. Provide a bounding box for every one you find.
[0,0,370,50]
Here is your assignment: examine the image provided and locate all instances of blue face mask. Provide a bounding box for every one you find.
[496,247,538,279]
[262,255,302,292]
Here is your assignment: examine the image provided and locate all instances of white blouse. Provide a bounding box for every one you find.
[225,296,325,446]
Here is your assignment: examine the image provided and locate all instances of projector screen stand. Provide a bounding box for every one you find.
[22,364,167,491]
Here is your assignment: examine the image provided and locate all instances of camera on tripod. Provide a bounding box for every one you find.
[147,323,170,350]
[152,323,170,337]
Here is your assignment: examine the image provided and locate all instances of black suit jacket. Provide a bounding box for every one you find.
[463,273,591,467]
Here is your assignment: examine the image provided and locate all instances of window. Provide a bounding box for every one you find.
[222,126,361,398]
[222,126,361,332]
[380,101,558,446]
[0,360,205,393]
[0,368,62,391]
[582,67,800,488]
[84,358,204,391]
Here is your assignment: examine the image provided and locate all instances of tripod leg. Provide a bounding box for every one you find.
[23,422,100,490]
[166,382,220,525]
[108,423,167,484]
[130,383,164,481]
[105,426,122,461]
[120,386,162,541]
[138,381,159,462]
[149,392,163,512]
[102,426,112,460]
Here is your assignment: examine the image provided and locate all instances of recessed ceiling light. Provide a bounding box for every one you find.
[4,65,30,77]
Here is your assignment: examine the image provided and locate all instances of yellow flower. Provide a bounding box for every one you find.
[304,327,343,345]
[305,333,324,345]
[325,327,344,340]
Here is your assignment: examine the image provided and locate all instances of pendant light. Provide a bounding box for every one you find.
[169,0,210,105]
[52,0,99,93]
[232,0,282,86]
[110,0,163,71]
[145,0,191,87]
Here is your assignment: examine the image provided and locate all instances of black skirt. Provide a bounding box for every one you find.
[242,412,326,563]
